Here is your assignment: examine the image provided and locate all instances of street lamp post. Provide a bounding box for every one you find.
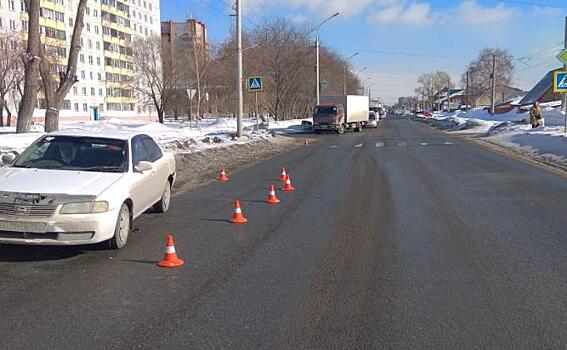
[343,52,359,95]
[355,67,367,95]
[315,12,340,105]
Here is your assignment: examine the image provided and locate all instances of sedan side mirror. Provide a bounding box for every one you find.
[1,153,16,165]
[134,161,153,173]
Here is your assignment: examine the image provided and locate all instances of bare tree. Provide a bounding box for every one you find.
[0,35,23,127]
[16,0,41,133]
[415,71,451,109]
[39,0,87,132]
[132,36,176,123]
[461,48,514,106]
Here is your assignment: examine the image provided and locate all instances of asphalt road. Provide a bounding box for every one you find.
[1,116,567,349]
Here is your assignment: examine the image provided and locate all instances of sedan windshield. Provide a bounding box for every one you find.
[13,136,128,172]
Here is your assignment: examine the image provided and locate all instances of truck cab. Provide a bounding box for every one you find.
[313,104,345,134]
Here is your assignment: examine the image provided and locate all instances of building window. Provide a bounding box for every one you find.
[94,25,99,34]
[8,0,14,11]
[73,86,78,95]
[69,17,74,27]
[91,87,95,96]
[0,18,2,28]
[21,20,28,31]
[19,0,25,11]
[86,23,90,32]
[94,9,98,17]
[99,88,103,96]
[86,6,90,15]
[96,41,100,50]
[80,71,85,79]
[97,72,102,80]
[10,40,16,50]
[83,103,88,112]
[97,57,101,66]
[82,87,87,95]
[88,39,92,49]
[88,55,93,64]
[9,19,16,30]
[80,54,85,63]
[90,71,93,80]
[144,14,147,22]
[74,103,79,112]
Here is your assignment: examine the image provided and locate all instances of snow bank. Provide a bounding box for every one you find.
[0,117,309,163]
[417,107,567,166]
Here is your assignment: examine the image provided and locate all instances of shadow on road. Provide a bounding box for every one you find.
[0,242,108,262]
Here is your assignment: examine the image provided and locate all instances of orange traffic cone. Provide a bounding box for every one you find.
[282,175,295,191]
[218,167,229,182]
[279,167,287,182]
[229,200,248,224]
[158,234,184,268]
[266,185,280,204]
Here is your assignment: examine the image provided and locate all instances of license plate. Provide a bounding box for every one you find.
[0,220,47,233]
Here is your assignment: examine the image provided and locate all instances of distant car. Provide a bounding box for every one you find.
[416,111,433,117]
[366,111,378,128]
[0,130,176,249]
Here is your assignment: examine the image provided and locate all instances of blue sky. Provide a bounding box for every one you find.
[161,0,567,104]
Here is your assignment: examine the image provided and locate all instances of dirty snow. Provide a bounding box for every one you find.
[418,107,567,166]
[0,117,309,160]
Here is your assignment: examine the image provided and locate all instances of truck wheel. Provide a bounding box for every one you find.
[337,124,345,134]
[356,123,362,132]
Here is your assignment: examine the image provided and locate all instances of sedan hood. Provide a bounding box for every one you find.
[0,168,124,196]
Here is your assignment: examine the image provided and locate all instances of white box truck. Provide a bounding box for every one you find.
[313,95,369,134]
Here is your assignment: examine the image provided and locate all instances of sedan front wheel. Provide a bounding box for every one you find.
[109,203,130,249]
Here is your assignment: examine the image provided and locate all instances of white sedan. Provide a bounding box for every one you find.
[0,130,176,249]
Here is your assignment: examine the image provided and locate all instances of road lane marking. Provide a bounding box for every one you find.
[420,142,429,146]
[398,141,407,146]
[330,145,338,149]
[444,141,454,145]
[376,142,384,148]
[354,143,363,148]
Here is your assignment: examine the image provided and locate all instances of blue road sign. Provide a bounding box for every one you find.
[247,76,263,92]
[553,71,567,93]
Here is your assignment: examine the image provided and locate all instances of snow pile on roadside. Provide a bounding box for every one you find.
[0,117,309,162]
[417,107,567,165]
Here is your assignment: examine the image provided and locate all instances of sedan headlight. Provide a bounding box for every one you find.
[60,201,109,214]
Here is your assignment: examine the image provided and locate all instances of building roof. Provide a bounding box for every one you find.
[518,68,561,106]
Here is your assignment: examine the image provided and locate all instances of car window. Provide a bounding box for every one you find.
[141,138,163,162]
[13,136,127,172]
[132,139,150,165]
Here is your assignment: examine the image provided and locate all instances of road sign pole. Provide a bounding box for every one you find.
[255,92,258,134]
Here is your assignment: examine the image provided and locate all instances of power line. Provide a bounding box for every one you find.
[493,0,567,9]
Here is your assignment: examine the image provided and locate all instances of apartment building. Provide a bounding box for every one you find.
[0,0,161,123]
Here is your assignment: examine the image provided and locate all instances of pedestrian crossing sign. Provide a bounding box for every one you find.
[553,71,567,93]
[247,76,263,92]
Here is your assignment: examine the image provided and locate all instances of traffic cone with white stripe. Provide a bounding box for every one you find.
[279,167,287,182]
[266,185,280,204]
[158,234,184,268]
[229,200,248,224]
[218,167,229,182]
[282,175,295,192]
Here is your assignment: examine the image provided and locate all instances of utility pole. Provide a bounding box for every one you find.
[490,54,496,115]
[465,70,469,110]
[315,12,340,105]
[235,0,243,137]
[447,78,451,112]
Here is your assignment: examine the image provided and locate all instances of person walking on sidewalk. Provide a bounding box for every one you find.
[530,102,544,129]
